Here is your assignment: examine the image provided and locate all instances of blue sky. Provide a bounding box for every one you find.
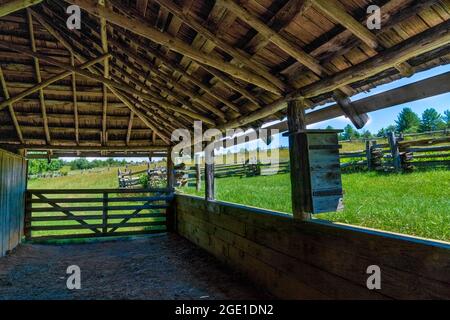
[308,65,450,132]
[64,65,450,161]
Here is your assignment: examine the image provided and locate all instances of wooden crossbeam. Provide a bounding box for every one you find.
[125,111,134,146]
[0,41,217,126]
[31,7,174,144]
[218,19,450,129]
[0,54,111,110]
[66,0,283,95]
[70,54,79,144]
[99,0,109,146]
[333,91,369,129]
[311,0,413,77]
[0,66,24,143]
[0,0,42,17]
[151,0,288,93]
[26,9,50,143]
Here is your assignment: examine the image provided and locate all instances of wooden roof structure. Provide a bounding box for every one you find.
[0,0,450,157]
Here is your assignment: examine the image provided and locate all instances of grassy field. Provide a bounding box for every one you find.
[28,163,450,242]
[179,170,450,242]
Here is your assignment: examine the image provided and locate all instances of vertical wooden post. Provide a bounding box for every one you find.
[387,132,401,172]
[205,149,215,201]
[102,192,108,235]
[287,99,312,221]
[195,154,201,192]
[24,191,32,241]
[166,147,175,232]
[366,140,374,171]
[167,147,175,191]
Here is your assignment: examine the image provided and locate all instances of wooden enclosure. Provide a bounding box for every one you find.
[0,149,27,257]
[176,194,450,299]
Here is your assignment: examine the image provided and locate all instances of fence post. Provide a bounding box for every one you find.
[366,140,374,171]
[102,192,108,235]
[387,132,401,172]
[24,191,32,241]
[205,149,215,202]
[195,155,201,192]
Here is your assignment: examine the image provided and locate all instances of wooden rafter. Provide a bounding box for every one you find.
[27,8,173,144]
[151,0,288,93]
[0,54,110,110]
[219,19,450,130]
[0,0,42,17]
[70,54,79,144]
[26,9,50,143]
[125,111,134,146]
[65,0,283,95]
[311,0,413,77]
[99,0,109,146]
[0,65,24,143]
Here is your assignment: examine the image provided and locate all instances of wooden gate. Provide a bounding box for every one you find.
[25,188,173,241]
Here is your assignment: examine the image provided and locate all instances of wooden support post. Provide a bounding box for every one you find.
[205,150,215,202]
[102,192,108,234]
[166,147,175,232]
[195,154,201,192]
[24,191,32,241]
[388,132,401,172]
[287,99,312,221]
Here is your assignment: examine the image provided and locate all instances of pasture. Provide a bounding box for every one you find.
[28,163,450,242]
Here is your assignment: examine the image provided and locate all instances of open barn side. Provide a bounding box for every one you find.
[175,195,450,300]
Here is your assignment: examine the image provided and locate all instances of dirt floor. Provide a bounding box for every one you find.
[0,234,270,300]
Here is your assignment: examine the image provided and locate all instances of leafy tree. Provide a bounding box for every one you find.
[341,124,355,140]
[444,110,450,128]
[361,130,372,139]
[395,107,420,133]
[376,128,386,138]
[385,125,397,134]
[419,108,445,132]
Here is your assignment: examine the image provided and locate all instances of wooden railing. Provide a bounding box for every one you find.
[25,188,174,241]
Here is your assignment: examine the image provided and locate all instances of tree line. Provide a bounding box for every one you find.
[337,107,449,141]
[28,158,129,175]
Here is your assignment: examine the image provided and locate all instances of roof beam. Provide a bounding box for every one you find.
[70,54,79,145]
[151,0,288,93]
[0,0,42,17]
[99,0,110,146]
[125,111,134,146]
[31,6,175,144]
[0,65,24,143]
[0,54,111,111]
[218,19,450,129]
[65,0,283,95]
[26,9,50,143]
[311,0,413,77]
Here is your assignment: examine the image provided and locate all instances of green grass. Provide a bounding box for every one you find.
[27,162,450,242]
[180,170,450,242]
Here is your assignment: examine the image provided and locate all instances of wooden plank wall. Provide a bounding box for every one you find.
[0,149,27,257]
[175,195,450,299]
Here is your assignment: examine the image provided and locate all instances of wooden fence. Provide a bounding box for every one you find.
[185,132,450,184]
[25,188,173,241]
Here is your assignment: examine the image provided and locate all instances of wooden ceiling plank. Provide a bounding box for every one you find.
[151,0,288,93]
[65,0,283,95]
[0,54,110,111]
[70,54,79,145]
[311,0,413,77]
